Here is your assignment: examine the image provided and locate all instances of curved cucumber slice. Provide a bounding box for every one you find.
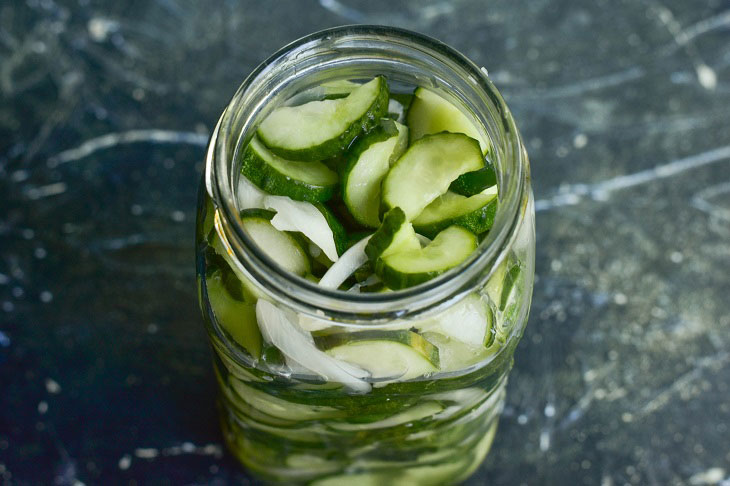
[375,226,477,290]
[241,212,311,276]
[365,207,420,262]
[241,137,338,203]
[342,120,408,228]
[407,87,490,154]
[329,401,443,431]
[206,270,262,359]
[230,380,343,421]
[257,76,389,161]
[412,187,498,239]
[450,162,497,196]
[381,133,483,220]
[315,330,440,380]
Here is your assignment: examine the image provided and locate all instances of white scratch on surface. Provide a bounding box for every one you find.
[536,145,730,212]
[518,67,645,100]
[692,182,730,221]
[639,352,729,417]
[117,442,222,470]
[24,182,68,200]
[47,129,209,166]
[671,10,730,51]
[319,0,366,22]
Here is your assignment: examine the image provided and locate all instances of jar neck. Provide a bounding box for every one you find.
[207,25,528,323]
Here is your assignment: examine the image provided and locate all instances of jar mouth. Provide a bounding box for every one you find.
[209,25,527,322]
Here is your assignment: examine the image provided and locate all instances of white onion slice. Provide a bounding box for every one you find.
[237,176,268,209]
[318,235,371,289]
[256,300,370,392]
[264,196,339,262]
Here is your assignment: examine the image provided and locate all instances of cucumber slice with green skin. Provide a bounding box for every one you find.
[329,401,444,431]
[241,137,338,203]
[230,380,343,421]
[364,207,420,262]
[449,161,497,196]
[412,187,498,239]
[342,120,409,228]
[239,208,276,220]
[407,87,490,154]
[314,203,348,257]
[315,330,440,380]
[381,133,484,220]
[257,76,389,161]
[375,226,478,290]
[240,211,311,276]
[206,270,262,359]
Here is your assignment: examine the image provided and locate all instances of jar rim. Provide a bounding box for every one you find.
[208,25,528,322]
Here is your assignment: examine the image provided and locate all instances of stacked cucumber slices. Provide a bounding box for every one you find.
[202,75,527,394]
[237,75,499,292]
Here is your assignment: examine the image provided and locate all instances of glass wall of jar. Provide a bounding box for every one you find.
[196,26,534,485]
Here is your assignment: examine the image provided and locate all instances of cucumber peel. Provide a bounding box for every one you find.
[241,137,338,203]
[364,207,420,262]
[412,187,498,239]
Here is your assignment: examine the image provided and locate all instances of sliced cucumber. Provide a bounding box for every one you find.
[241,137,338,203]
[381,133,483,220]
[315,330,440,381]
[239,207,276,221]
[412,187,498,239]
[364,207,420,262]
[240,211,311,276]
[314,203,348,257]
[407,87,490,153]
[229,380,343,421]
[206,270,262,359]
[449,161,497,196]
[286,79,360,106]
[329,401,443,431]
[257,76,389,161]
[342,120,408,228]
[375,226,477,290]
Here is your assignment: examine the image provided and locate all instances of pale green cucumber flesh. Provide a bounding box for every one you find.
[241,215,311,276]
[407,86,490,153]
[381,133,484,220]
[376,226,478,290]
[315,330,440,380]
[206,270,262,359]
[257,76,389,161]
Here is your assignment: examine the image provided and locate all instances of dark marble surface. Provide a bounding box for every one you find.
[1,0,729,484]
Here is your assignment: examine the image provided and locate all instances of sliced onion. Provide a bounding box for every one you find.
[237,176,268,209]
[256,300,370,392]
[318,235,371,289]
[264,196,339,262]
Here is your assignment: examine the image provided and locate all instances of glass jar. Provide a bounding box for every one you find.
[196,25,534,485]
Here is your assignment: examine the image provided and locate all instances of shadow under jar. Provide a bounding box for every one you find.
[195,25,534,485]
